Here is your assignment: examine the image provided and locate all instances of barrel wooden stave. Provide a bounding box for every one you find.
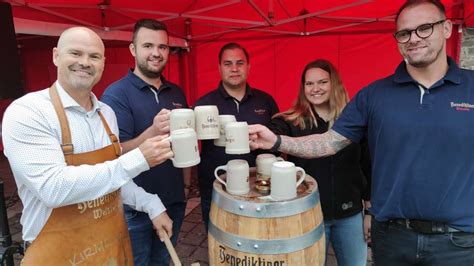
[209,174,325,266]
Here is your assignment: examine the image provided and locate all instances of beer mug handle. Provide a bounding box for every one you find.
[214,166,227,187]
[162,135,176,163]
[295,167,306,187]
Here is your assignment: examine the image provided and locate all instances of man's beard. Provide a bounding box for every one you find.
[405,42,444,68]
[136,58,165,79]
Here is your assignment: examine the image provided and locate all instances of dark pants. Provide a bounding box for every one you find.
[371,219,474,266]
[125,202,186,266]
[200,193,212,231]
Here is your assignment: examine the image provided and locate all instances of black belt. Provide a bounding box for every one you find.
[390,219,461,234]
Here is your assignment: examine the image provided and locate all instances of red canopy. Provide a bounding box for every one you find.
[11,0,470,38]
[6,0,473,111]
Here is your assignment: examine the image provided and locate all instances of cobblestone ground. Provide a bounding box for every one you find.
[176,203,210,265]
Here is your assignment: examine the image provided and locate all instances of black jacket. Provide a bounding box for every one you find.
[270,114,371,220]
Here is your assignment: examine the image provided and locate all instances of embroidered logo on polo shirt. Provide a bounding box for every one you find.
[254,109,266,115]
[450,102,474,112]
[341,201,353,210]
[172,102,183,108]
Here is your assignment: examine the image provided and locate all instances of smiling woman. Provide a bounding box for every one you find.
[269,59,371,266]
[273,59,347,129]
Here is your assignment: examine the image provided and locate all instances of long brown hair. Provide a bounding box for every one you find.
[274,59,349,130]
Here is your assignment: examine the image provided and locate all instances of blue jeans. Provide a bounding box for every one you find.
[324,212,367,266]
[371,219,474,266]
[125,202,186,266]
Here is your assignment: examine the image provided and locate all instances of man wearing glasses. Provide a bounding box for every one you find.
[248,0,474,264]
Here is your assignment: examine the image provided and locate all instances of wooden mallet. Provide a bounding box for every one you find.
[163,231,201,266]
[163,231,182,266]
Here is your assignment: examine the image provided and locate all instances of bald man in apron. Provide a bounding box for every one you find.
[2,27,174,265]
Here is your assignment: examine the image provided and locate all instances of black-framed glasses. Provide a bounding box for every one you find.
[393,20,446,44]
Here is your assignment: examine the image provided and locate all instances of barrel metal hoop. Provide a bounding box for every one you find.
[208,221,324,254]
[211,190,319,218]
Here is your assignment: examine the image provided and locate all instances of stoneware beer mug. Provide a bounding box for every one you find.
[170,108,195,132]
[214,115,236,147]
[214,159,250,195]
[225,121,250,154]
[194,105,220,140]
[271,161,306,200]
[256,153,284,181]
[164,128,200,168]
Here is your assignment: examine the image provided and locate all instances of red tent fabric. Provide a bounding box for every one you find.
[10,0,466,39]
[466,2,474,27]
[5,0,472,112]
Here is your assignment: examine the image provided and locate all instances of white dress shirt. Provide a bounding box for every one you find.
[2,82,166,241]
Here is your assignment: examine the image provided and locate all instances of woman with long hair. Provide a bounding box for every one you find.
[270,59,371,266]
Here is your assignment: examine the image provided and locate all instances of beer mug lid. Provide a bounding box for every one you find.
[257,153,275,160]
[273,161,293,168]
[228,159,248,166]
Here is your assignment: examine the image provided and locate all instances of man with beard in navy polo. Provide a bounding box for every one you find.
[102,19,189,266]
[248,1,474,265]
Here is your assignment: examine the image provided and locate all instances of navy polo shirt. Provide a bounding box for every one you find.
[333,57,474,232]
[101,69,188,206]
[194,83,279,197]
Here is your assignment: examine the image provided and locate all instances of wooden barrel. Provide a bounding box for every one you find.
[208,169,325,265]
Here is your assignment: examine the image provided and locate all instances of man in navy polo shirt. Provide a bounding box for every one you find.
[194,42,279,229]
[248,0,474,265]
[101,19,189,266]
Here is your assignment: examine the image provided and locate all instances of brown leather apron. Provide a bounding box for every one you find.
[22,85,133,265]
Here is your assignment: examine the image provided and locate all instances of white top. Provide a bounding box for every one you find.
[2,81,165,241]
